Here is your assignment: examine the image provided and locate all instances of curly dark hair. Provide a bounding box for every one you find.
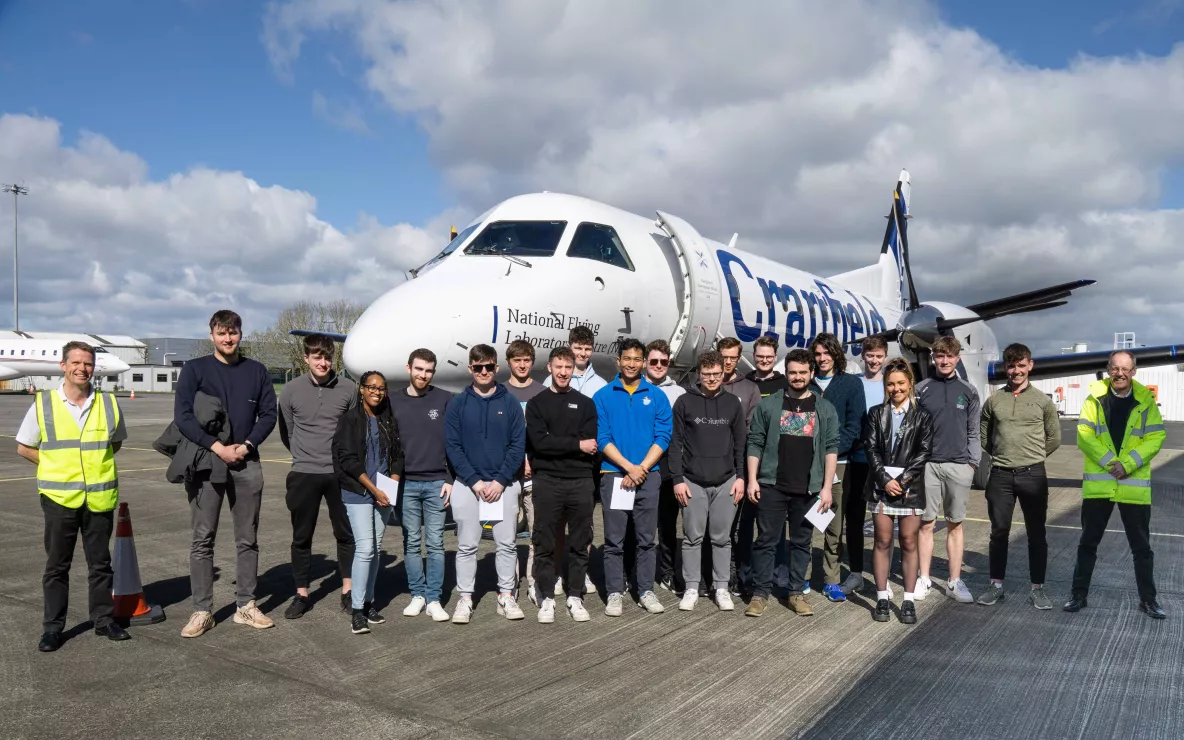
[808,333,847,374]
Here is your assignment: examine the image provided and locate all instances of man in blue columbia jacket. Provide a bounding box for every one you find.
[594,338,673,617]
[444,344,526,624]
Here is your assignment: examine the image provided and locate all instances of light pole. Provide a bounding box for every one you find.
[2,184,29,331]
[162,352,176,367]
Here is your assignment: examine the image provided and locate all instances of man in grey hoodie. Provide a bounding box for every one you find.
[668,351,746,612]
[278,334,358,619]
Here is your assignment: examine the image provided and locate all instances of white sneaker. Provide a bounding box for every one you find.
[914,576,931,601]
[840,572,865,595]
[567,597,591,622]
[584,575,596,594]
[527,580,538,606]
[403,596,426,617]
[426,601,450,622]
[537,597,556,623]
[639,590,666,614]
[715,589,735,611]
[605,592,624,617]
[497,593,525,620]
[948,578,974,603]
[451,597,473,624]
[554,577,565,596]
[679,589,699,611]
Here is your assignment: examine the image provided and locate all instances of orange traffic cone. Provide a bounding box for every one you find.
[112,503,166,625]
[129,389,136,399]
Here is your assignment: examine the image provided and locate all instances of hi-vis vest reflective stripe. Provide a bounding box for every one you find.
[1077,379,1166,506]
[35,390,120,512]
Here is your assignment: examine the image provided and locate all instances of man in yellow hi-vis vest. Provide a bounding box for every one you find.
[16,341,130,652]
[1065,349,1167,619]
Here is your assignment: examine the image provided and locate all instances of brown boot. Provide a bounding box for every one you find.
[744,596,768,617]
[788,594,814,616]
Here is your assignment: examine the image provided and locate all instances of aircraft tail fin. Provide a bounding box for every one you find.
[827,169,911,310]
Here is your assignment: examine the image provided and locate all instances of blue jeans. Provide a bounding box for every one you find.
[345,501,389,610]
[401,480,447,603]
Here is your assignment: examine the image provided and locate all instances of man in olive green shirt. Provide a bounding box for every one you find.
[978,343,1061,609]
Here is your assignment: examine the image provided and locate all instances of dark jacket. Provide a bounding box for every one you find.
[747,390,840,493]
[863,400,933,509]
[810,373,866,458]
[525,388,599,479]
[332,404,405,496]
[916,375,981,464]
[668,385,746,487]
[444,384,526,488]
[154,391,231,485]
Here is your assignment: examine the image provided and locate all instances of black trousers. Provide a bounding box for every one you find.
[657,476,681,588]
[532,473,595,598]
[286,471,355,590]
[843,461,870,574]
[752,488,813,598]
[1072,498,1156,602]
[41,495,115,632]
[985,464,1048,584]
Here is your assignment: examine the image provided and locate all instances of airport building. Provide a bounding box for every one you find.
[139,337,206,366]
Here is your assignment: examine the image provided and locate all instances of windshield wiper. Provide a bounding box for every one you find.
[502,254,532,268]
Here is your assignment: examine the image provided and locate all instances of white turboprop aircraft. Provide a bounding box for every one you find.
[298,170,1181,397]
[0,335,132,382]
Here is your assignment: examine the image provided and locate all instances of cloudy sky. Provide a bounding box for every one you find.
[0,0,1182,354]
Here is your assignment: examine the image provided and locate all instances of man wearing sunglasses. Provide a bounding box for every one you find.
[444,345,527,624]
[646,340,687,595]
[595,338,674,616]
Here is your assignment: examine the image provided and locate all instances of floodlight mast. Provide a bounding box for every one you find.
[2,183,29,331]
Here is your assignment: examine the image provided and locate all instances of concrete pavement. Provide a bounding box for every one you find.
[1,394,1182,740]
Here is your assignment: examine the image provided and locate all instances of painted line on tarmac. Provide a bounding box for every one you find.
[960,515,1184,539]
[0,457,293,484]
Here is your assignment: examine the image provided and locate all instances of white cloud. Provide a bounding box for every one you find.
[311,89,371,134]
[0,113,438,337]
[261,0,1184,353]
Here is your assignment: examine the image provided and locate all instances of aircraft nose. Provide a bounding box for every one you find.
[107,357,131,374]
[344,283,458,385]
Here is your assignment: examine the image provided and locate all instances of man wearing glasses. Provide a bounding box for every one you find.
[716,337,761,426]
[647,340,687,594]
[444,344,527,623]
[1066,350,1166,618]
[745,336,788,397]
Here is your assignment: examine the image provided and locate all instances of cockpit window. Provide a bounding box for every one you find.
[463,221,567,257]
[566,222,634,271]
[410,222,481,277]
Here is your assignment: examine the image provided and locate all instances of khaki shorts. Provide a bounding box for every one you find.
[923,462,974,523]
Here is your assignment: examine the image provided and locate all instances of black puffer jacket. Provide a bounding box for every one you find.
[332,403,405,496]
[863,400,932,509]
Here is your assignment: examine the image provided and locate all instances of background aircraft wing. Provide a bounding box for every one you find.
[289,329,348,342]
[988,344,1183,383]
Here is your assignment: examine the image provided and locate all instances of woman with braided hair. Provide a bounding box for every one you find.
[332,371,404,634]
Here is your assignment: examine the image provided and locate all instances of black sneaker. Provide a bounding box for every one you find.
[351,609,370,634]
[1139,600,1166,619]
[900,600,917,624]
[341,592,352,613]
[1063,595,1088,612]
[364,601,386,624]
[873,599,891,622]
[285,595,311,620]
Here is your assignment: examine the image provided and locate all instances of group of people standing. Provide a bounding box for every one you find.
[23,309,1169,651]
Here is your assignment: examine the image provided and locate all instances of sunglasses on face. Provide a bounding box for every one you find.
[649,358,670,367]
[470,363,496,373]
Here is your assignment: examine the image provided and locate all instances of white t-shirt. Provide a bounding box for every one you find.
[16,385,128,448]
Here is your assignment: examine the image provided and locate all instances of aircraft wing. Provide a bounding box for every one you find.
[988,344,1183,383]
[0,363,22,381]
[289,330,348,342]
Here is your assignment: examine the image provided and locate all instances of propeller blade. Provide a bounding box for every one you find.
[965,280,1094,316]
[845,328,900,347]
[895,183,920,311]
[935,300,1071,332]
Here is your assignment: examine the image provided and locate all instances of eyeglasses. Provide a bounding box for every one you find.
[649,358,670,367]
[361,384,387,393]
[700,371,724,379]
[754,354,776,362]
[470,363,496,373]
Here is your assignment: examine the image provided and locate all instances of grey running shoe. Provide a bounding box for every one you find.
[976,584,1005,606]
[1029,587,1053,610]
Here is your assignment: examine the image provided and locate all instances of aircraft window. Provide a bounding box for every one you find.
[41,350,46,356]
[463,221,567,258]
[410,222,481,276]
[567,222,635,271]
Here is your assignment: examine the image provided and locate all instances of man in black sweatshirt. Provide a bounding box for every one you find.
[668,351,746,612]
[525,346,599,624]
[175,310,277,638]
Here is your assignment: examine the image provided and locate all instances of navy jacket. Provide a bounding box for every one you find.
[810,372,866,459]
[444,384,526,488]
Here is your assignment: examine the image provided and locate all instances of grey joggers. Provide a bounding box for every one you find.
[681,477,738,591]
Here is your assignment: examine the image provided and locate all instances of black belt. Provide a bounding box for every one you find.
[992,463,1045,475]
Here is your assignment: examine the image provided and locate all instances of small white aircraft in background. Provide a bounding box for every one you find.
[297,170,1180,397]
[0,334,131,382]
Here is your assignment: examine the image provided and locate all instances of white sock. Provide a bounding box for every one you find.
[903,592,915,602]
[993,582,1003,589]
[877,590,891,601]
